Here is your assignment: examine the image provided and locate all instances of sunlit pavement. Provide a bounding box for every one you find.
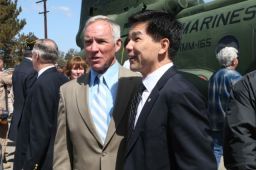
[3,139,15,170]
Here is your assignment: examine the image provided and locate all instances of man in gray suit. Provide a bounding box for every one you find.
[53,15,141,170]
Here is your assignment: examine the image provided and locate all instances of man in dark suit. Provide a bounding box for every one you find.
[124,10,217,170]
[9,39,37,141]
[13,39,68,170]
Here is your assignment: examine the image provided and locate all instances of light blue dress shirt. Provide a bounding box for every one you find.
[89,62,120,123]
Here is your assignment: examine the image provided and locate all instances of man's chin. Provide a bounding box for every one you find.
[91,66,107,74]
[130,65,139,72]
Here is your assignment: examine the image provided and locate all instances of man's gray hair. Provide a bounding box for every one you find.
[83,15,121,42]
[216,47,238,67]
[32,39,59,64]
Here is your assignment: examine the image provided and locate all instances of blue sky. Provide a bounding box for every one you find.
[17,0,81,53]
[17,0,213,53]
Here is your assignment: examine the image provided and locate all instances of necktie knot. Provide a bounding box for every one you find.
[94,75,104,85]
[138,83,146,94]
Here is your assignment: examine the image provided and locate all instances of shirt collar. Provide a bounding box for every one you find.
[90,61,120,89]
[25,57,32,61]
[37,65,55,78]
[143,63,173,92]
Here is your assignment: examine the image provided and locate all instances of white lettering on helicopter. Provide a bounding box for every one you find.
[179,38,212,51]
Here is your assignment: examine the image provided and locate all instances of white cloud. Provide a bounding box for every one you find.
[55,6,72,17]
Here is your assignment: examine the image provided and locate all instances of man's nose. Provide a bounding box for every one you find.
[90,41,99,51]
[125,40,133,51]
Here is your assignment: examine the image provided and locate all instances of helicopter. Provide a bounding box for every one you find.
[76,0,256,96]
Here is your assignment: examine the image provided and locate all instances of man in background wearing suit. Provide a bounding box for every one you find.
[53,15,140,170]
[124,10,217,170]
[13,39,68,170]
[9,39,37,141]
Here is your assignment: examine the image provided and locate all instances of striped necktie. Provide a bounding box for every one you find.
[91,76,110,143]
[127,83,145,141]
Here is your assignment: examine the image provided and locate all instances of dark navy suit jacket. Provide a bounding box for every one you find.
[13,67,68,170]
[9,58,36,141]
[124,66,217,170]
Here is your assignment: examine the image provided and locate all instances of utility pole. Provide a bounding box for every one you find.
[36,0,49,38]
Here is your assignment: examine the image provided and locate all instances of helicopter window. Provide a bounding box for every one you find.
[204,0,214,3]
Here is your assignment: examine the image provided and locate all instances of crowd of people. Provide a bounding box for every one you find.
[0,10,255,170]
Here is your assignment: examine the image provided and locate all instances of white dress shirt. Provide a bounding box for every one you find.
[134,63,173,126]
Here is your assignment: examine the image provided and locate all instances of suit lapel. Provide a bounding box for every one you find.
[104,67,137,147]
[125,89,159,156]
[75,68,140,147]
[125,66,177,156]
[76,73,103,144]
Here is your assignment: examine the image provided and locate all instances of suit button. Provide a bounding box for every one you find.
[102,152,107,156]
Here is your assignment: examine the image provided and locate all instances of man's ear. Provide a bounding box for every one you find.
[33,53,39,63]
[159,38,169,55]
[231,58,235,66]
[231,57,238,67]
[115,39,122,52]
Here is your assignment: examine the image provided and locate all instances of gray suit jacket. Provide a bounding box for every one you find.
[53,66,141,170]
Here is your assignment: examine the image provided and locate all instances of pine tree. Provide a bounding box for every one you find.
[0,0,26,66]
[65,48,81,60]
[13,32,38,63]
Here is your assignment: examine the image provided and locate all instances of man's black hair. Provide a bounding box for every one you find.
[128,10,183,59]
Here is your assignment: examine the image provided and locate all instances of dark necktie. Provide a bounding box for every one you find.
[127,83,145,140]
